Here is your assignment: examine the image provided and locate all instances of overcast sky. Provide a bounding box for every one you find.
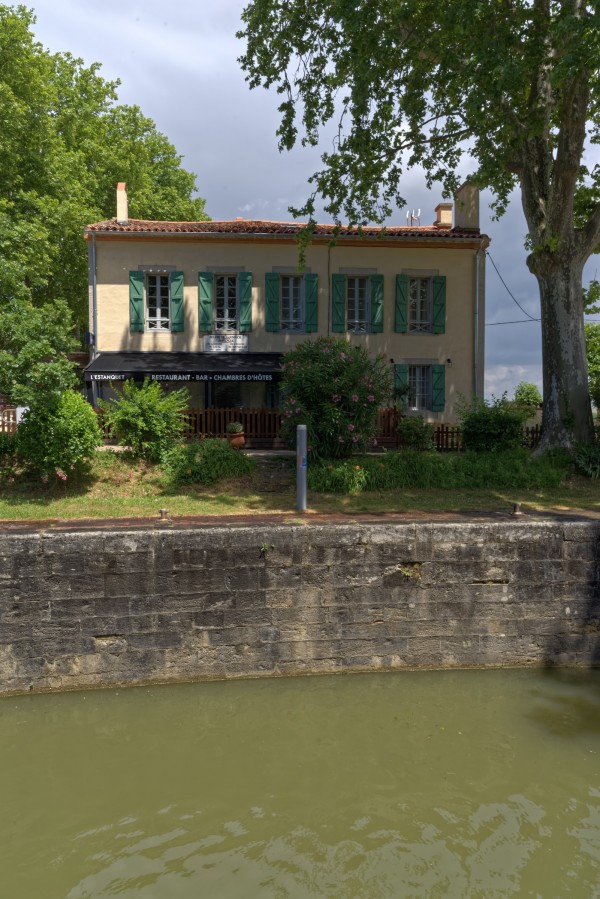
[30,0,600,399]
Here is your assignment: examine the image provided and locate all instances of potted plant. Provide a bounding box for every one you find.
[226,420,245,448]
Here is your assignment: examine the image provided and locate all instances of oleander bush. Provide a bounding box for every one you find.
[161,438,255,487]
[99,378,189,462]
[279,336,392,460]
[308,449,568,494]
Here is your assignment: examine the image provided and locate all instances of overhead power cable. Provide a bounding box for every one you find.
[486,252,540,322]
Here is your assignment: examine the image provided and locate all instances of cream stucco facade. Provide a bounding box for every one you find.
[85,185,488,422]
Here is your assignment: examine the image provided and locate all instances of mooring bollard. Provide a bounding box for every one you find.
[296,424,307,512]
[511,502,523,518]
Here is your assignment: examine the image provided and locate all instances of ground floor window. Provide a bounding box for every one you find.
[408,365,432,411]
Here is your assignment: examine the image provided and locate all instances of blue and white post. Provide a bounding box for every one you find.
[296,424,307,512]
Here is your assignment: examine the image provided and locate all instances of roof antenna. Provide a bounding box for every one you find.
[406,208,421,226]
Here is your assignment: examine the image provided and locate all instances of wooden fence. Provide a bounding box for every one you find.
[2,405,542,450]
[0,407,17,434]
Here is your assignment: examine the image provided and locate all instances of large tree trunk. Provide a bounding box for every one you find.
[528,252,594,451]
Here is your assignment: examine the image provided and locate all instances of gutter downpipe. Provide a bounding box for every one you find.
[473,239,485,399]
[91,233,99,406]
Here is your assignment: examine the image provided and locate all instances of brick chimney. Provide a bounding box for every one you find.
[116,182,128,224]
[434,202,453,229]
[454,181,479,231]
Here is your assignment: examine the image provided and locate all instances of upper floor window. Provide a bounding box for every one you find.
[215,274,239,332]
[265,272,318,333]
[198,271,253,333]
[146,274,171,331]
[281,275,304,331]
[395,274,446,334]
[409,277,433,333]
[331,273,383,334]
[346,276,369,333]
[129,270,184,333]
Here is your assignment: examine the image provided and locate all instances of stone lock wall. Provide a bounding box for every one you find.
[0,519,599,695]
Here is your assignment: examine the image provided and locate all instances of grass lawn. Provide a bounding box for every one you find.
[0,450,599,522]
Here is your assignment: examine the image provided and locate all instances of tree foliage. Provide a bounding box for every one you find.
[0,298,78,407]
[239,0,600,449]
[0,5,209,330]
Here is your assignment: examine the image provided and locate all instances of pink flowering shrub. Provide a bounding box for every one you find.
[279,337,392,459]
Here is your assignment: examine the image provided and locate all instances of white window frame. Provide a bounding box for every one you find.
[145,273,171,331]
[408,277,433,333]
[347,275,370,333]
[214,273,239,333]
[280,274,305,332]
[408,364,433,411]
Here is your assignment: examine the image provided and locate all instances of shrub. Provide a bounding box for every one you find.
[279,336,392,459]
[573,443,600,479]
[99,379,189,462]
[308,449,567,493]
[16,390,102,480]
[397,416,435,451]
[458,396,528,452]
[161,438,255,487]
[0,432,17,483]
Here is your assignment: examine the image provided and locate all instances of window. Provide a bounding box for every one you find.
[408,278,432,333]
[347,276,369,333]
[146,274,170,331]
[215,274,239,332]
[395,274,446,334]
[395,362,446,413]
[408,364,432,410]
[198,272,253,333]
[331,273,383,333]
[281,275,304,331]
[129,270,184,333]
[265,272,318,332]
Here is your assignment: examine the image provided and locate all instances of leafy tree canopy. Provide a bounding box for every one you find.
[0,5,209,330]
[0,298,78,408]
[239,0,600,450]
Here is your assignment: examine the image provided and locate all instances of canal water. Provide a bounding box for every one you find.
[1,668,599,898]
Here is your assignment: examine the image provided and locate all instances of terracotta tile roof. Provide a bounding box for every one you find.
[85,217,485,241]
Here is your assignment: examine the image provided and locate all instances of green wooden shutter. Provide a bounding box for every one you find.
[331,273,346,332]
[304,273,318,332]
[395,274,408,333]
[370,274,384,333]
[432,364,446,412]
[129,271,145,333]
[198,272,213,332]
[170,271,184,333]
[432,275,446,334]
[394,363,409,409]
[265,272,280,332]
[239,272,253,332]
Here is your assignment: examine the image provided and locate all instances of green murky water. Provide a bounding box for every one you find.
[1,669,600,898]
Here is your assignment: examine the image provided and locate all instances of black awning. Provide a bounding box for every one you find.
[84,352,283,383]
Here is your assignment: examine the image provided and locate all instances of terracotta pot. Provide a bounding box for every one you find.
[227,434,245,448]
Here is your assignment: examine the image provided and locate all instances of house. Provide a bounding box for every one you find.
[84,183,489,422]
